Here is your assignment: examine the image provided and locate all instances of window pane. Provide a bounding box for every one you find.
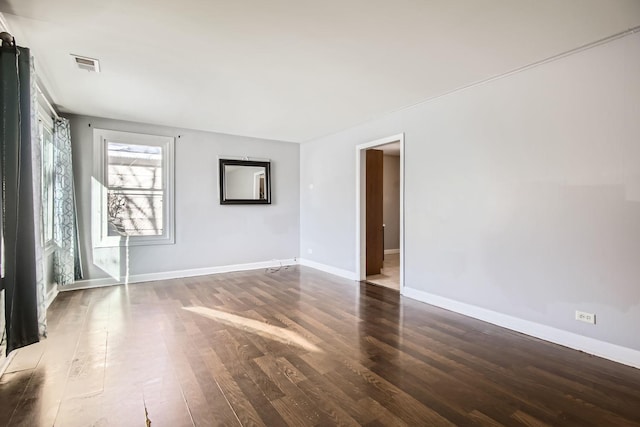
[107,142,162,190]
[106,142,165,237]
[41,126,54,244]
[107,190,163,236]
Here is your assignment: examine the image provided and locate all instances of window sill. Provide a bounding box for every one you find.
[44,243,56,256]
[93,235,175,248]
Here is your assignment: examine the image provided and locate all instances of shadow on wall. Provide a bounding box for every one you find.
[483,183,640,312]
[91,241,130,283]
[90,177,130,282]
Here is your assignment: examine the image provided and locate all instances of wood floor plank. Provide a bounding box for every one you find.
[201,347,263,427]
[294,377,362,427]
[1,266,639,426]
[253,355,322,424]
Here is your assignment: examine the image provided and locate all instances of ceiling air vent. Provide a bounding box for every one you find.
[71,54,100,72]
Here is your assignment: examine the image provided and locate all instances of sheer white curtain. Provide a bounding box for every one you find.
[52,118,80,286]
[30,57,47,339]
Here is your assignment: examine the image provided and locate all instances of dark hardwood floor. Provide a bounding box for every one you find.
[1,266,639,426]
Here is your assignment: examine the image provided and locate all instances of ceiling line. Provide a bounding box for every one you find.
[302,24,640,144]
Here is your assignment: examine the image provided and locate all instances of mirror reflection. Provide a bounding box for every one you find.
[219,159,271,204]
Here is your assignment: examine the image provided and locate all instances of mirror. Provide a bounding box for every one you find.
[219,159,271,204]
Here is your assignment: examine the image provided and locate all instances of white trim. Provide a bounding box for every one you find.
[384,249,400,255]
[253,171,265,199]
[402,287,640,369]
[36,85,60,120]
[38,114,55,248]
[355,133,404,292]
[37,105,55,130]
[45,287,59,309]
[298,258,357,281]
[61,258,299,291]
[92,128,175,247]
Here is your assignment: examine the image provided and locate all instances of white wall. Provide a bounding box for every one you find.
[300,33,640,351]
[70,115,300,281]
[383,154,400,250]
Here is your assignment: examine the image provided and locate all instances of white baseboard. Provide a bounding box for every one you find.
[45,287,59,309]
[384,249,400,255]
[402,287,640,370]
[298,258,357,281]
[61,258,299,292]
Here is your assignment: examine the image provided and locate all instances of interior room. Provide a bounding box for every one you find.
[1,1,639,425]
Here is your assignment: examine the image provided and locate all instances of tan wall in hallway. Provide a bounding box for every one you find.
[383,155,400,250]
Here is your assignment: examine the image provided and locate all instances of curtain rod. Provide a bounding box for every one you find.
[36,84,60,120]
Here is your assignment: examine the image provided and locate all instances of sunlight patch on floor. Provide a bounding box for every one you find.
[182,306,323,353]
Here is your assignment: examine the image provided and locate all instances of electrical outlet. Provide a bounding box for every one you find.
[575,310,596,324]
[307,248,313,254]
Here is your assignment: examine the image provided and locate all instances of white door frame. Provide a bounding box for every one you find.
[355,133,405,292]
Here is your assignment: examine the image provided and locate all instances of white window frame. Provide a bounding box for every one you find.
[92,128,175,247]
[38,105,55,250]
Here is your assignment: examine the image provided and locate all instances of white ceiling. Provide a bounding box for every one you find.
[1,1,639,142]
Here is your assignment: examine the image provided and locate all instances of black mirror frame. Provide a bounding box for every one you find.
[219,158,272,205]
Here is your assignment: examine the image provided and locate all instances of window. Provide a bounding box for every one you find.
[38,110,55,247]
[93,129,174,246]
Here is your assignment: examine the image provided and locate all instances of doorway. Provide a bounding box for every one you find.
[355,134,404,292]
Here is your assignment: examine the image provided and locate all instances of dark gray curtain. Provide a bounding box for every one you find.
[0,45,41,354]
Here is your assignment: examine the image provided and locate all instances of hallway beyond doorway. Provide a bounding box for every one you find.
[355,133,404,292]
[366,252,400,290]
